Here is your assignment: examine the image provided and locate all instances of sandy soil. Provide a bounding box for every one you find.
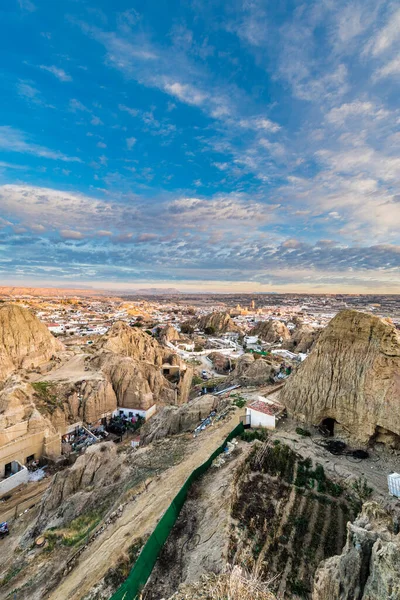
[44,409,241,600]
[32,354,102,383]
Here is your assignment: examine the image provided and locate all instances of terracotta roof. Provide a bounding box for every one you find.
[248,399,284,416]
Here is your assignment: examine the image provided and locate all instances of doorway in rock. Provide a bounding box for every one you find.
[370,426,400,449]
[320,418,337,437]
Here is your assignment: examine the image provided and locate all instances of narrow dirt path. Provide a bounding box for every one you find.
[45,411,240,600]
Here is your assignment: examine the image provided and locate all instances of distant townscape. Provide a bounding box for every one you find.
[0,288,399,600]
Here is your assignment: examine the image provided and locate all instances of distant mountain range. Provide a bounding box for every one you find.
[0,286,182,298]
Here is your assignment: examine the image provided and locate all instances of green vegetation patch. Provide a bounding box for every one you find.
[31,381,63,413]
[241,428,268,443]
[0,567,23,588]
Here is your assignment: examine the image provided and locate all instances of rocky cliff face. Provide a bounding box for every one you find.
[160,325,180,343]
[0,376,59,449]
[250,319,290,343]
[95,321,168,366]
[90,322,191,411]
[279,310,400,444]
[228,354,277,386]
[140,394,228,445]
[0,303,64,381]
[208,352,232,374]
[282,322,321,353]
[94,353,175,410]
[197,312,241,334]
[58,377,117,424]
[33,442,128,531]
[313,502,400,600]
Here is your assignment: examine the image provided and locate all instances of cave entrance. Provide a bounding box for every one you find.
[370,426,400,450]
[320,418,337,437]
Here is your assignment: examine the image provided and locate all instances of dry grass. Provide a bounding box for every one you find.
[166,566,277,600]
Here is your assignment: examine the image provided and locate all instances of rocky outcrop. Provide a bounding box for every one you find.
[0,377,60,456]
[228,354,277,386]
[279,310,400,444]
[91,321,191,411]
[250,319,290,343]
[282,323,321,353]
[95,321,168,366]
[312,502,400,600]
[160,325,180,343]
[33,442,128,532]
[59,378,117,424]
[207,352,231,374]
[0,303,64,381]
[94,353,175,410]
[140,395,228,445]
[197,312,241,334]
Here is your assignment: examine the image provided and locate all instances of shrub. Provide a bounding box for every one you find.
[241,429,268,443]
[352,477,373,502]
[296,427,311,437]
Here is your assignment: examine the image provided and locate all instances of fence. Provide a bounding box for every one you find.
[110,421,244,600]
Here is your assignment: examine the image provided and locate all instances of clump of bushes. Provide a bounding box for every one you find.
[241,429,268,443]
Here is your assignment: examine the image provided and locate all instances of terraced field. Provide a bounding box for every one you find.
[229,441,358,598]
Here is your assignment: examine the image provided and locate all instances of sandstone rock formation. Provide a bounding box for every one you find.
[160,325,180,343]
[94,353,175,410]
[250,319,290,343]
[282,322,321,353]
[33,442,128,532]
[207,352,232,374]
[140,395,228,445]
[313,502,400,600]
[197,312,241,334]
[0,303,64,381]
[90,321,192,411]
[58,377,117,424]
[0,377,61,460]
[228,354,277,386]
[279,310,400,445]
[95,321,168,366]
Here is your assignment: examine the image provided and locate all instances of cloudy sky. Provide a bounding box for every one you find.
[1,0,400,292]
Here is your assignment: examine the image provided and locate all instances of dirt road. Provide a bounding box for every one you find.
[45,410,241,600]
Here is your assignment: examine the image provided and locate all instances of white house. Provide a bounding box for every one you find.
[246,396,285,430]
[46,323,64,334]
[113,404,156,421]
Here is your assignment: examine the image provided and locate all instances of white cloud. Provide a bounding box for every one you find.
[39,65,72,82]
[366,7,400,56]
[163,81,206,106]
[118,104,139,117]
[239,117,281,133]
[90,116,103,126]
[374,55,400,80]
[69,99,90,112]
[326,101,389,124]
[0,126,81,162]
[126,137,136,149]
[60,230,84,240]
[18,0,36,12]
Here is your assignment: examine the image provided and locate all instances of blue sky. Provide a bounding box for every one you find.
[0,0,399,292]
